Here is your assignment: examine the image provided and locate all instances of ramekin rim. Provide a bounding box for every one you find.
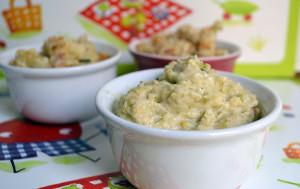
[96,69,282,140]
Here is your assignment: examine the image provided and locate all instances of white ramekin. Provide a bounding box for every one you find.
[0,42,121,123]
[96,69,281,189]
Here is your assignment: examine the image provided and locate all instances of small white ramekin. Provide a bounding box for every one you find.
[0,42,121,123]
[96,69,281,189]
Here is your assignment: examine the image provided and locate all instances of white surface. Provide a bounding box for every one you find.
[96,69,281,189]
[178,0,289,63]
[0,42,121,123]
[243,80,300,189]
[0,115,118,189]
[0,80,299,188]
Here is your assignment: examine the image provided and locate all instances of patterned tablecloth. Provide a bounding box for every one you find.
[0,79,299,189]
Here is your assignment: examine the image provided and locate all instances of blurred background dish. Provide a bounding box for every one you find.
[129,39,241,72]
[0,41,121,124]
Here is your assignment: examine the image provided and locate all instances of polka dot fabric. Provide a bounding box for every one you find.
[80,0,192,43]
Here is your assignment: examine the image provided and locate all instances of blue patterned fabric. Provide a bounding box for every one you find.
[0,139,95,160]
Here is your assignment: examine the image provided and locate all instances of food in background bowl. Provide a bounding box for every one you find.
[0,40,121,123]
[129,22,240,72]
[136,21,226,57]
[115,56,260,130]
[96,57,281,189]
[10,35,109,68]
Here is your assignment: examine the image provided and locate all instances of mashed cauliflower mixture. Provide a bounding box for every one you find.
[10,35,109,68]
[115,56,260,130]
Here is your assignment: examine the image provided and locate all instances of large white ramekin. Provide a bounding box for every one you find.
[96,69,281,189]
[0,42,121,123]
